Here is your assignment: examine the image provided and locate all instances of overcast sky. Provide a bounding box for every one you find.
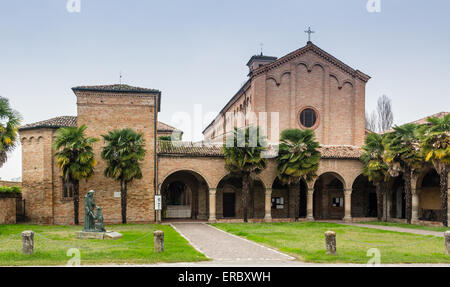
[0,0,449,180]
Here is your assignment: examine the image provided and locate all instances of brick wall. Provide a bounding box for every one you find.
[0,195,18,224]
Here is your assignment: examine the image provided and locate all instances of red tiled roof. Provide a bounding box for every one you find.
[158,141,363,159]
[19,116,77,131]
[20,116,180,133]
[157,141,223,157]
[72,84,160,94]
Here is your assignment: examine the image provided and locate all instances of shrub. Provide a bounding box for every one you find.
[0,186,21,193]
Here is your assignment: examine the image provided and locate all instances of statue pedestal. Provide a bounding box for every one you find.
[76,231,123,240]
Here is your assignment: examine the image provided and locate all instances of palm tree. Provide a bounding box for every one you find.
[54,125,98,225]
[417,114,450,226]
[360,132,389,221]
[223,126,267,222]
[101,128,146,224]
[276,129,321,221]
[0,97,21,167]
[383,123,423,224]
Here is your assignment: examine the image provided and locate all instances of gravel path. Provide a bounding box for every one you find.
[171,223,296,263]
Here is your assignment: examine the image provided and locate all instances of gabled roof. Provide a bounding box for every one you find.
[203,42,371,135]
[19,116,180,134]
[252,41,371,82]
[72,84,160,94]
[19,116,77,131]
[157,121,182,133]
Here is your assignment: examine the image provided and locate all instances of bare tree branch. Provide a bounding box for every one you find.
[377,95,394,132]
[365,110,378,132]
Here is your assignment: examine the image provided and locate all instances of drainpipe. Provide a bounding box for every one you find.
[154,93,160,224]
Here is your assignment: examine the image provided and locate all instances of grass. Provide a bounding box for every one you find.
[213,222,450,264]
[358,221,450,232]
[0,224,207,266]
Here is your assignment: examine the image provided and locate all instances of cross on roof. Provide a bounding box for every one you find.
[304,26,315,42]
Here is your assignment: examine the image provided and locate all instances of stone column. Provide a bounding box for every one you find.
[325,231,336,255]
[154,230,164,253]
[412,188,420,222]
[264,188,272,222]
[22,231,34,255]
[307,188,314,220]
[208,188,217,222]
[343,189,352,222]
[447,177,450,225]
[445,231,450,255]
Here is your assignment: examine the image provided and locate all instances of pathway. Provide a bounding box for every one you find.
[170,223,298,265]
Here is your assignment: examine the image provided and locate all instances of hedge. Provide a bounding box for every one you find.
[0,186,21,193]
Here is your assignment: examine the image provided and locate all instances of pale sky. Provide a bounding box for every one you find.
[0,0,449,180]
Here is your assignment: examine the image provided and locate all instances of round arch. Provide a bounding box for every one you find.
[159,170,210,220]
[215,174,266,220]
[351,174,377,218]
[313,172,346,220]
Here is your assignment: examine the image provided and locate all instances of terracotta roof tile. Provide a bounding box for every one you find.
[20,116,180,134]
[158,141,363,159]
[72,84,160,94]
[19,116,77,131]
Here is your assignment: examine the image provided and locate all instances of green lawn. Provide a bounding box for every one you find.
[213,222,450,264]
[358,221,450,232]
[0,224,207,266]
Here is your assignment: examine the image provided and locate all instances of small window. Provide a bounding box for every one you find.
[299,108,317,128]
[332,197,344,207]
[271,197,284,209]
[62,179,73,199]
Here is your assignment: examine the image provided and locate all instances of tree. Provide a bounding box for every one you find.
[0,97,21,167]
[365,110,378,132]
[417,114,450,226]
[383,123,423,224]
[101,128,146,224]
[377,95,394,133]
[223,126,267,222]
[360,132,389,221]
[54,125,98,225]
[276,129,321,221]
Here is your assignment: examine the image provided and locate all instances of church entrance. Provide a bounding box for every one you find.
[160,170,209,220]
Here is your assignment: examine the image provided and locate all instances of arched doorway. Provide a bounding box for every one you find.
[351,174,377,218]
[271,178,307,219]
[314,173,345,220]
[160,170,209,220]
[390,175,406,219]
[418,169,441,222]
[216,175,265,219]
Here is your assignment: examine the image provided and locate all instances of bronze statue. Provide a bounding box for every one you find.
[83,190,105,232]
[95,207,106,232]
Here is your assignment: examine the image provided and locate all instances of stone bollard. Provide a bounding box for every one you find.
[22,231,34,255]
[154,230,164,253]
[445,231,450,255]
[325,231,336,255]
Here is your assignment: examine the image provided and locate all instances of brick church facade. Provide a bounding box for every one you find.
[18,42,449,226]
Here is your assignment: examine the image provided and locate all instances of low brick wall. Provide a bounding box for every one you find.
[0,193,20,224]
[0,181,21,187]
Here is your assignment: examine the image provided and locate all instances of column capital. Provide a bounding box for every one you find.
[265,188,272,195]
[344,188,352,196]
[209,188,217,195]
[307,188,314,195]
[412,188,421,195]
